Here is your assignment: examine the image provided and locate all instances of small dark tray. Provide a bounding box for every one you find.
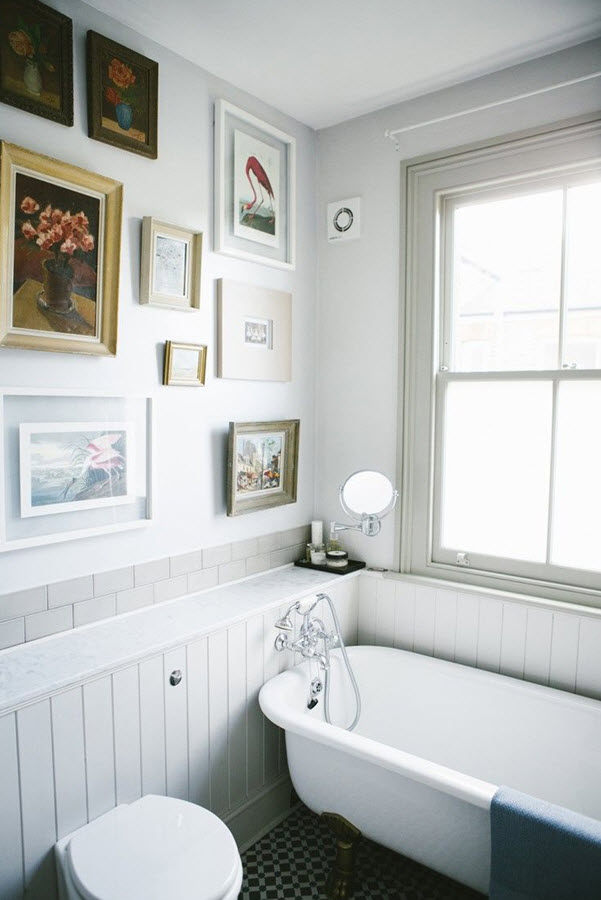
[294,558,366,576]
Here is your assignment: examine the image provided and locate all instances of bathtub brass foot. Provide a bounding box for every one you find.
[321,812,362,900]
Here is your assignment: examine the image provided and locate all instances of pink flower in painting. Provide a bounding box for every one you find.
[79,233,95,252]
[72,211,89,229]
[50,208,64,224]
[36,233,56,251]
[21,221,37,240]
[60,237,78,256]
[20,197,39,214]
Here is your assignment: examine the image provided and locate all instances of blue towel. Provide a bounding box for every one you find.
[490,786,601,899]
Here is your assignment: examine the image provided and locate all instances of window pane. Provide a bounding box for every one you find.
[551,381,601,572]
[451,191,563,371]
[564,181,601,369]
[440,380,552,560]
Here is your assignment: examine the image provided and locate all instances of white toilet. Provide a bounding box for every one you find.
[55,794,243,900]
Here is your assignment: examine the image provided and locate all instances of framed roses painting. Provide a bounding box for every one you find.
[0,142,123,355]
[87,31,158,159]
[0,0,73,126]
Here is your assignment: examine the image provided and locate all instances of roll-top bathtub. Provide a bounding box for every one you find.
[259,645,601,894]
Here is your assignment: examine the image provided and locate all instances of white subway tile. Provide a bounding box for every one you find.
[116,585,154,615]
[218,560,246,584]
[549,613,580,693]
[374,579,396,647]
[257,532,281,554]
[0,586,46,621]
[434,590,457,662]
[500,602,527,679]
[25,606,73,641]
[477,598,503,673]
[393,581,415,650]
[134,558,170,586]
[48,576,93,608]
[0,617,25,649]
[154,575,188,604]
[576,618,601,700]
[269,544,305,568]
[93,567,134,596]
[202,544,232,569]
[524,607,553,686]
[73,594,116,628]
[245,553,271,576]
[170,551,203,577]
[413,585,436,656]
[280,525,310,548]
[230,538,259,561]
[454,592,480,667]
[187,567,219,593]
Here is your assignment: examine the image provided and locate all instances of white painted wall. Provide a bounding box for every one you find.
[315,39,601,569]
[0,0,317,593]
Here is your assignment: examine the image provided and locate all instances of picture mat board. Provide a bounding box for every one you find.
[218,279,291,381]
[139,217,202,310]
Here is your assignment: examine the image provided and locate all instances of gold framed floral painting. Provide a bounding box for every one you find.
[87,31,158,159]
[0,0,73,126]
[0,142,123,355]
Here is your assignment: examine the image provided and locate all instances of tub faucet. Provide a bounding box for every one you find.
[274,596,338,670]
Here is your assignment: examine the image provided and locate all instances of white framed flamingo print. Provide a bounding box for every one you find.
[215,99,296,269]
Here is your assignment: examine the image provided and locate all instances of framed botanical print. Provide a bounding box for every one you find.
[140,218,202,310]
[215,100,296,269]
[0,0,73,126]
[0,141,123,355]
[218,279,291,381]
[227,419,299,516]
[87,31,158,159]
[163,341,207,386]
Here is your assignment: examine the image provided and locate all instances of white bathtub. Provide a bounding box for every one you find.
[259,645,601,894]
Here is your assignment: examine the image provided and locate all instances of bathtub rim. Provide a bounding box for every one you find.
[259,645,601,813]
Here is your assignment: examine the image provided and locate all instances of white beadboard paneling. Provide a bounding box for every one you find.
[228,622,248,808]
[112,666,142,804]
[83,677,115,819]
[187,638,210,808]
[433,590,457,662]
[576,618,601,700]
[246,615,265,796]
[500,602,528,679]
[393,581,415,650]
[51,688,87,838]
[374,579,396,647]
[357,575,377,644]
[549,613,580,693]
[413,585,436,656]
[17,701,57,896]
[164,648,189,801]
[454,592,480,667]
[524,607,553,686]
[477,598,503,673]
[208,630,229,815]
[263,607,281,783]
[0,714,23,900]
[139,656,167,796]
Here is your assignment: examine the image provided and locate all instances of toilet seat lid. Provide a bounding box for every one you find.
[67,795,241,900]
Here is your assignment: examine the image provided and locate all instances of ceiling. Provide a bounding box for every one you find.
[82,0,601,129]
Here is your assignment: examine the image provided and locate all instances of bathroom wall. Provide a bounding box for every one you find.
[315,38,601,569]
[0,0,317,595]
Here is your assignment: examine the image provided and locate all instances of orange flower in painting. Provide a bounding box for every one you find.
[105,86,120,106]
[8,30,34,58]
[108,58,136,90]
[20,197,39,214]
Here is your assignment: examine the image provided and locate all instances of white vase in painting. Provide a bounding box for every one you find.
[23,59,42,96]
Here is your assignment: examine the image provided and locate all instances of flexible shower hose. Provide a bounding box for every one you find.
[317,592,362,732]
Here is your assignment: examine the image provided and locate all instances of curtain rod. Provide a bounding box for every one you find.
[384,71,601,150]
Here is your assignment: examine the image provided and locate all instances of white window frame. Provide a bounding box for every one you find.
[400,114,601,608]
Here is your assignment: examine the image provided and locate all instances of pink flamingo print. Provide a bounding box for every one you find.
[242,156,275,224]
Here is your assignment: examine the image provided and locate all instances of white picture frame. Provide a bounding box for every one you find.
[214,100,296,270]
[218,279,292,382]
[0,388,154,552]
[140,217,202,310]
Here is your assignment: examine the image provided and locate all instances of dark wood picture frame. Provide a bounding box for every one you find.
[86,31,158,159]
[0,0,73,126]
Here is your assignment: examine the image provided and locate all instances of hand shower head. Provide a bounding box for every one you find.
[275,601,300,631]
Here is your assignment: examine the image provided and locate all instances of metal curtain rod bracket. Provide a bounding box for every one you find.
[384,71,601,151]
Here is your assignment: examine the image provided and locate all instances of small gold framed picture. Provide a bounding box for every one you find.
[163,341,207,386]
[140,217,202,310]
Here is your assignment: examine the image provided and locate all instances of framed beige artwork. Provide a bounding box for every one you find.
[227,419,299,516]
[163,341,207,386]
[0,142,123,355]
[140,218,202,310]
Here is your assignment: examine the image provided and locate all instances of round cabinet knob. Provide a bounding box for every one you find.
[169,669,183,686]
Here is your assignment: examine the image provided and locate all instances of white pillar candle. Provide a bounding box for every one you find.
[311,519,323,546]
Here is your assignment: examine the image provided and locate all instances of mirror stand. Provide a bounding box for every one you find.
[331,471,399,538]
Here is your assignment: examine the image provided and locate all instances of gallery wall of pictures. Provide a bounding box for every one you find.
[0,0,317,575]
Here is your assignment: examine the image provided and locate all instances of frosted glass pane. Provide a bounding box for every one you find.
[451,191,563,371]
[551,381,601,572]
[440,381,552,560]
[564,182,601,369]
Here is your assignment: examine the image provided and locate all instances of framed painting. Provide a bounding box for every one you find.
[140,218,202,310]
[0,141,122,355]
[0,0,73,126]
[227,419,299,516]
[20,421,135,518]
[215,100,296,269]
[163,341,207,386]
[87,31,158,159]
[218,278,291,381]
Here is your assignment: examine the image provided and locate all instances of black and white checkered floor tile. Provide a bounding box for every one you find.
[239,804,483,899]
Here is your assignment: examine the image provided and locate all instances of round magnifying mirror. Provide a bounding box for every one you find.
[340,470,395,518]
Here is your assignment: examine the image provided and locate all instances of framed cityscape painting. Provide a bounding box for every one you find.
[215,100,296,269]
[87,31,158,159]
[227,419,299,516]
[19,421,135,517]
[0,0,73,126]
[0,141,122,355]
